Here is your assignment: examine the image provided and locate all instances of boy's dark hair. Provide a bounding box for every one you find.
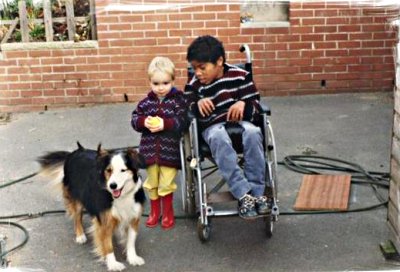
[186,35,226,64]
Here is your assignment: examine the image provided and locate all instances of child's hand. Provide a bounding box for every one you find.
[198,98,214,117]
[227,101,245,122]
[145,116,164,133]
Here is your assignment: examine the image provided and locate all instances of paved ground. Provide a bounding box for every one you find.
[0,92,397,272]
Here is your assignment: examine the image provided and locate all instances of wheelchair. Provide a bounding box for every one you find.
[179,44,279,242]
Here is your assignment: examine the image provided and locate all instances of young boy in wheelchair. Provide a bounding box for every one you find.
[185,35,269,219]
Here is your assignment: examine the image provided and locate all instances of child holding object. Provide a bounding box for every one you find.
[131,56,186,229]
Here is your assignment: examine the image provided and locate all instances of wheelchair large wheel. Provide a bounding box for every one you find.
[266,120,278,198]
[265,215,274,238]
[197,217,211,242]
[181,134,196,216]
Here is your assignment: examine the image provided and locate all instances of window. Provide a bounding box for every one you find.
[240,1,289,28]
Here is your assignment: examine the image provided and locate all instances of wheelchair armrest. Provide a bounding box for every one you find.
[187,110,196,121]
[259,102,271,116]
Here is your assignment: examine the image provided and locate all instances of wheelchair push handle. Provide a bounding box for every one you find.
[239,44,251,64]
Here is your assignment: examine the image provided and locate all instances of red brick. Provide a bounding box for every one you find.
[181,21,205,29]
[0,90,19,97]
[289,42,312,50]
[314,26,337,33]
[277,35,300,43]
[338,41,361,48]
[301,34,324,42]
[323,65,347,73]
[362,24,387,32]
[326,17,350,25]
[290,26,313,34]
[7,67,31,74]
[119,15,144,23]
[133,39,157,47]
[217,12,237,20]
[20,90,42,97]
[109,24,132,31]
[326,33,348,41]
[17,59,40,66]
[41,58,64,65]
[301,66,324,73]
[131,23,156,30]
[192,29,217,37]
[194,13,216,20]
[110,40,135,47]
[350,33,372,40]
[290,9,314,18]
[29,51,52,58]
[53,66,75,73]
[158,22,180,29]
[314,42,337,49]
[314,10,339,17]
[303,2,326,9]
[302,18,325,25]
[326,50,349,57]
[205,5,227,12]
[5,51,28,59]
[144,14,168,22]
[266,28,290,35]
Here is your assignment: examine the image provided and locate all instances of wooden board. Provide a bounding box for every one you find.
[293,174,351,211]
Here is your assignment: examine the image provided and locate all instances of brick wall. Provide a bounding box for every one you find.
[0,1,398,112]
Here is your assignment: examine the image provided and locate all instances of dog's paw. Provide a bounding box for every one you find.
[107,260,126,271]
[127,255,145,266]
[106,253,126,271]
[75,234,87,244]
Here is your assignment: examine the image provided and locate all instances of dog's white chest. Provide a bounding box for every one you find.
[112,196,141,223]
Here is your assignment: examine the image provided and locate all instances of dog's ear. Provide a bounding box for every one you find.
[127,148,146,169]
[77,141,84,150]
[97,143,108,157]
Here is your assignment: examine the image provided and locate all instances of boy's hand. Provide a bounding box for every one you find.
[145,116,164,133]
[227,101,245,122]
[198,98,215,117]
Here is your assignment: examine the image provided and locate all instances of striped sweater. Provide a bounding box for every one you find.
[184,63,261,129]
[131,88,186,169]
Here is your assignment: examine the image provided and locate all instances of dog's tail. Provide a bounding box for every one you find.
[37,151,70,185]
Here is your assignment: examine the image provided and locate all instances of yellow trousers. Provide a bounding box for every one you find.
[144,164,177,200]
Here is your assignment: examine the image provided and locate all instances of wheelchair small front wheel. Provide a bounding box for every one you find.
[265,215,274,238]
[197,218,211,242]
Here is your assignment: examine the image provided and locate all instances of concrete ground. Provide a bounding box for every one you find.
[0,92,397,272]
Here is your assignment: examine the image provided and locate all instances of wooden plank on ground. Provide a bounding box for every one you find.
[293,174,351,211]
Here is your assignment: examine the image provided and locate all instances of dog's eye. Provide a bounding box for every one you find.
[106,168,112,174]
[121,169,127,173]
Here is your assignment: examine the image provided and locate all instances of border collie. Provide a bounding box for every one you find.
[37,142,146,271]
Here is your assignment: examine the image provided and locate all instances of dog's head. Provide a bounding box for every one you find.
[97,145,146,199]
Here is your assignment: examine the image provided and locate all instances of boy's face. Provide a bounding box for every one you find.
[190,57,224,85]
[150,71,174,98]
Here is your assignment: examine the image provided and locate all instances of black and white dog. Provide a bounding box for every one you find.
[38,142,146,271]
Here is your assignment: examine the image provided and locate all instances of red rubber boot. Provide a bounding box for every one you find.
[146,198,160,228]
[161,193,175,230]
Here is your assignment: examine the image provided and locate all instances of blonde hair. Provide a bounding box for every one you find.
[148,56,175,80]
